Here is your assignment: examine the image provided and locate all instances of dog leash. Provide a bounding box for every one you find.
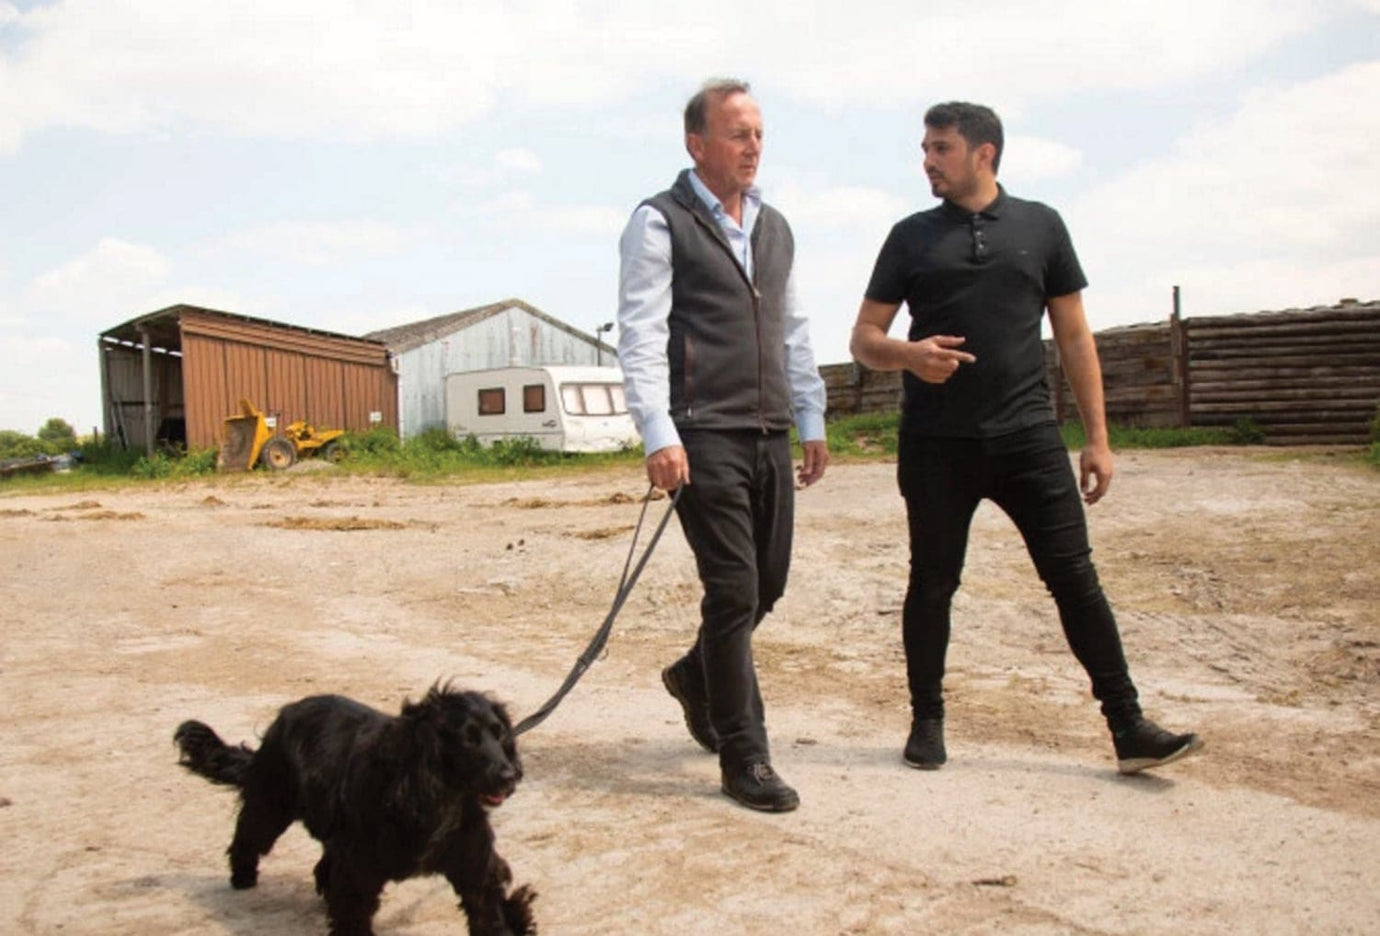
[512,483,682,736]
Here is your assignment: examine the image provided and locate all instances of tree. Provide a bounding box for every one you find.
[37,418,77,448]
[0,430,46,460]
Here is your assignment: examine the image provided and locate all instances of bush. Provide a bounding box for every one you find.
[1227,418,1267,445]
[37,418,77,448]
[75,438,145,475]
[129,447,219,479]
[346,426,402,457]
[0,430,50,460]
[487,436,562,467]
[404,427,467,455]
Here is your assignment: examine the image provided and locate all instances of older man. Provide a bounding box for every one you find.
[617,78,829,812]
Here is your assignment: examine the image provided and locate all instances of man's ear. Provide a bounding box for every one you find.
[685,131,705,164]
[975,141,997,174]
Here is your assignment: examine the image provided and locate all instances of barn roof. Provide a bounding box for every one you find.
[100,303,385,354]
[365,297,609,355]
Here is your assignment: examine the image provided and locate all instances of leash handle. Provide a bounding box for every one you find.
[513,484,681,736]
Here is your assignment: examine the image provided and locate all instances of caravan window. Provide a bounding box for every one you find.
[478,387,505,415]
[523,384,546,413]
[560,383,627,416]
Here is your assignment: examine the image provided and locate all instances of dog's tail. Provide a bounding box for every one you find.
[174,720,254,787]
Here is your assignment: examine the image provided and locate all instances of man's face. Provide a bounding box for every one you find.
[922,124,984,201]
[687,91,763,200]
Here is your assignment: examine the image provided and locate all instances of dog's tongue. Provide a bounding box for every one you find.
[482,792,508,807]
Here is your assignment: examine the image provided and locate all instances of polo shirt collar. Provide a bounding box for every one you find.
[941,183,1007,221]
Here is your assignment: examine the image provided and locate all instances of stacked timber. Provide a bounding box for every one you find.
[820,362,902,417]
[1184,301,1380,445]
[1046,322,1179,428]
[823,300,1378,445]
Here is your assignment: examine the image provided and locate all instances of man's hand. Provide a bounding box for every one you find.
[797,439,829,488]
[1079,442,1114,505]
[646,444,690,492]
[909,335,976,384]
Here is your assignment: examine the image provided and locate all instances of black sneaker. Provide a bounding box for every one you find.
[904,718,946,769]
[721,761,799,812]
[1113,719,1204,774]
[661,664,718,753]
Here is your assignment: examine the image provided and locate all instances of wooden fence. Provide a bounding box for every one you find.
[823,299,1380,445]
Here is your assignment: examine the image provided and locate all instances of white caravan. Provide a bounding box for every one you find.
[445,365,641,453]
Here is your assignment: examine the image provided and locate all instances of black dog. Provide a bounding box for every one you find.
[174,683,536,936]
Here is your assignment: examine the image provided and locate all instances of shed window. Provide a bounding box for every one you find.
[523,384,546,413]
[478,388,505,415]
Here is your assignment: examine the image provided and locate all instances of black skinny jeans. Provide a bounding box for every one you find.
[673,428,794,769]
[897,423,1141,729]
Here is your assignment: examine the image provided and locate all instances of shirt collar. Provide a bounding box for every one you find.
[688,169,761,222]
[941,183,1007,221]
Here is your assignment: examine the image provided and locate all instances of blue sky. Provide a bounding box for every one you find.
[2,0,1377,435]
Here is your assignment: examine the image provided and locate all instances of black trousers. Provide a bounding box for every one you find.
[673,429,794,768]
[897,423,1142,729]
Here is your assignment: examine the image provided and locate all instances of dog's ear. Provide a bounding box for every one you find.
[489,698,514,733]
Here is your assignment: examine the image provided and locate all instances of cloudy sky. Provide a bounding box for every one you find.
[2,0,1377,435]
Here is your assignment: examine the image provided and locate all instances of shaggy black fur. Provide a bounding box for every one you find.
[174,684,536,936]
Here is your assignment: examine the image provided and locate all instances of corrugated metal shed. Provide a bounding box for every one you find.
[99,304,398,453]
[365,298,616,439]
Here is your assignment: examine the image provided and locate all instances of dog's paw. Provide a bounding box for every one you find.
[502,884,537,934]
[229,868,258,890]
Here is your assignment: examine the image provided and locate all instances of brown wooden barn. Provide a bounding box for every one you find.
[99,304,398,454]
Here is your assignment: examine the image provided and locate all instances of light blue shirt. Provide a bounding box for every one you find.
[616,170,827,455]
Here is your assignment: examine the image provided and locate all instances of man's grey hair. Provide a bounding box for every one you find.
[684,78,751,135]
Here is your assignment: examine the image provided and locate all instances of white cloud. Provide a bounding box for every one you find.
[771,179,909,231]
[1001,135,1084,183]
[547,205,627,237]
[0,333,90,434]
[463,189,626,237]
[0,1,1333,153]
[453,147,547,188]
[495,148,543,174]
[29,238,172,321]
[216,220,408,267]
[1071,61,1380,325]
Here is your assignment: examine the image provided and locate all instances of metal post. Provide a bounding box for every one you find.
[137,325,155,455]
[595,322,613,366]
[1172,285,1190,428]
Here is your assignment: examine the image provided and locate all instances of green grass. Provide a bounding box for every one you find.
[5,413,1374,492]
[1057,420,1251,449]
[823,412,901,458]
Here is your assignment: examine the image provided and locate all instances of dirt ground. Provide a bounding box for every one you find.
[1,449,1377,935]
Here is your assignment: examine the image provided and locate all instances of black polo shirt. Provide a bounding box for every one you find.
[865,186,1087,438]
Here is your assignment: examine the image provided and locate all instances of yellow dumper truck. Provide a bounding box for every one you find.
[217,399,345,471]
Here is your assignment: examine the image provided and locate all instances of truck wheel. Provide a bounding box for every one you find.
[259,438,298,471]
[321,440,343,463]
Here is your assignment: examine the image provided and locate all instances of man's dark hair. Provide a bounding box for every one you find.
[685,78,751,136]
[924,102,1004,173]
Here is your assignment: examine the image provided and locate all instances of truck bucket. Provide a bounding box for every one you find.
[217,399,272,471]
